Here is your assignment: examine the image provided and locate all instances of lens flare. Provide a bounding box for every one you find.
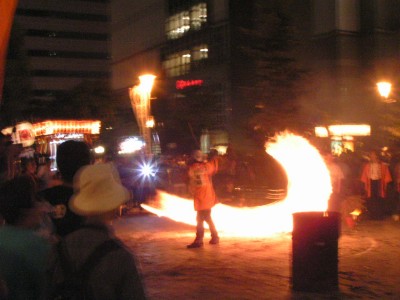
[142,132,332,237]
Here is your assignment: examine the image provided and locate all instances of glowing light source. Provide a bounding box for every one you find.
[138,161,157,178]
[32,120,101,136]
[142,132,332,237]
[94,145,105,154]
[328,124,370,137]
[118,137,144,155]
[138,74,156,94]
[377,81,392,98]
[146,116,155,128]
[129,74,156,155]
[176,79,204,90]
[315,126,329,137]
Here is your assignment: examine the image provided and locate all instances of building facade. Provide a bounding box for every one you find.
[111,0,400,154]
[12,0,111,103]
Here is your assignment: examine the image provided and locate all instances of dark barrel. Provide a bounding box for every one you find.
[291,211,341,292]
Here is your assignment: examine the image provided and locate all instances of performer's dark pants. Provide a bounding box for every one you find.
[366,180,384,220]
[195,209,218,240]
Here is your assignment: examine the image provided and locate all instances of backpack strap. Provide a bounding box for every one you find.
[56,239,122,290]
[79,239,122,278]
[56,239,74,277]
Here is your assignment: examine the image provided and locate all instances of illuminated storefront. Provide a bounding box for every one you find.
[315,124,371,155]
[33,120,101,168]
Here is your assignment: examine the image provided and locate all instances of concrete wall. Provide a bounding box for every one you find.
[111,0,165,91]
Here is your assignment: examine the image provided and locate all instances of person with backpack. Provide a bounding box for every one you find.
[47,162,147,299]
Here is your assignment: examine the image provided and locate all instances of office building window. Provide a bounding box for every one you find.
[192,44,208,61]
[190,3,207,30]
[166,2,207,40]
[164,50,191,77]
[166,11,190,40]
[163,44,208,77]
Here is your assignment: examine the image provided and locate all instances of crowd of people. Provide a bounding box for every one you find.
[2,130,400,298]
[324,149,400,221]
[0,136,146,299]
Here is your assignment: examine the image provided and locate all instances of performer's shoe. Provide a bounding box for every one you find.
[187,241,204,249]
[209,237,219,245]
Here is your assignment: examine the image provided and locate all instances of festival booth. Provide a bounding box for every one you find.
[314,124,371,156]
[32,120,101,169]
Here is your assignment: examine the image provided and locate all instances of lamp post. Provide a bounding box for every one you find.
[375,81,400,148]
[129,74,156,155]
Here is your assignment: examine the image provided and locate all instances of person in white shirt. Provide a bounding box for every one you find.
[360,151,392,220]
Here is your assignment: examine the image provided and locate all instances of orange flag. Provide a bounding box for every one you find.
[0,0,18,104]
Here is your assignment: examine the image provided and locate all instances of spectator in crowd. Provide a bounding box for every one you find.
[392,157,400,220]
[324,152,345,212]
[0,133,10,184]
[360,150,392,220]
[20,156,39,189]
[114,155,136,215]
[37,155,58,191]
[0,176,51,299]
[47,163,147,299]
[39,140,91,238]
[186,149,220,248]
[0,135,22,182]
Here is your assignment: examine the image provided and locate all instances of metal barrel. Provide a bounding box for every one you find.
[291,211,341,292]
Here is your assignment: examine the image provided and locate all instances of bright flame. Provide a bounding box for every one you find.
[138,74,156,94]
[129,74,156,155]
[142,132,332,237]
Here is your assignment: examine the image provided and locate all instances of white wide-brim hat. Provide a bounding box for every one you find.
[70,163,130,216]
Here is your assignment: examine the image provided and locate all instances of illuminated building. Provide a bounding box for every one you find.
[11,0,110,103]
[315,124,371,155]
[111,1,400,152]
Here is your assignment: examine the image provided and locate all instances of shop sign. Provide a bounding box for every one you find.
[176,79,203,90]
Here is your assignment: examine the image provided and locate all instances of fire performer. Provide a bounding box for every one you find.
[360,150,392,220]
[187,150,220,248]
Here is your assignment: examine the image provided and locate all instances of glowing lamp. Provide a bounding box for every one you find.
[328,124,370,137]
[315,127,329,138]
[377,81,392,98]
[94,145,105,154]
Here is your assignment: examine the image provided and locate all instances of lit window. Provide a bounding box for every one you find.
[166,11,190,40]
[166,2,207,40]
[163,50,192,77]
[163,43,210,77]
[193,44,208,61]
[190,3,207,30]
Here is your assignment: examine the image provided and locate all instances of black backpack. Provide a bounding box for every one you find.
[51,239,121,300]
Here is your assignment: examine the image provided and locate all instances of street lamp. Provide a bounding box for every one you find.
[129,74,156,155]
[377,81,396,103]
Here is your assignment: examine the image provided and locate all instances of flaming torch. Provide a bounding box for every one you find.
[129,74,156,155]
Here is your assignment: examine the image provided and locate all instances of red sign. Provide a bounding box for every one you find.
[176,79,203,90]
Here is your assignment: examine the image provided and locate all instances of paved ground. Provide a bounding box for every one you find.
[113,209,400,300]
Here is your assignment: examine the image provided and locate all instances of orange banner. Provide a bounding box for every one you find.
[0,0,18,104]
